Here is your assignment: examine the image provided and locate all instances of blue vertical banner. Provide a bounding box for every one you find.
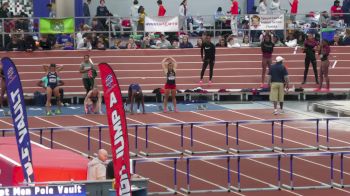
[1,57,35,183]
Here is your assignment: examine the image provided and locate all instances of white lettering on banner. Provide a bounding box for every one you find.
[110,92,117,108]
[145,16,179,32]
[112,111,124,158]
[57,185,82,194]
[13,187,31,195]
[119,165,131,196]
[34,186,54,194]
[0,188,10,196]
[249,14,284,30]
[10,88,33,182]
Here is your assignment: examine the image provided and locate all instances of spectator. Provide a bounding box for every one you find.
[158,34,171,49]
[216,37,227,47]
[319,11,330,28]
[196,23,207,36]
[0,2,9,18]
[55,34,73,50]
[96,37,107,50]
[273,36,284,46]
[137,6,146,33]
[6,35,24,51]
[289,0,299,21]
[87,149,108,180]
[257,0,268,15]
[83,0,91,24]
[343,0,350,26]
[241,35,250,47]
[196,37,203,48]
[157,0,166,16]
[91,18,105,32]
[227,36,240,48]
[111,39,122,49]
[230,0,239,36]
[341,29,350,45]
[84,88,102,114]
[80,55,96,94]
[106,161,114,179]
[77,35,93,50]
[127,37,137,49]
[15,13,30,32]
[140,35,152,49]
[47,3,56,18]
[172,40,180,49]
[76,24,90,46]
[130,0,140,35]
[23,35,35,52]
[179,0,188,33]
[215,7,225,22]
[96,0,110,29]
[332,34,340,46]
[270,0,281,15]
[180,35,193,48]
[38,35,52,50]
[331,0,343,21]
[42,64,63,115]
[267,56,289,115]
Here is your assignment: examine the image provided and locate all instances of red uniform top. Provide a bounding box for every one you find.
[331,5,343,17]
[290,0,298,14]
[230,1,239,15]
[158,5,166,16]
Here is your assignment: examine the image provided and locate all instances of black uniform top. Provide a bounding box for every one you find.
[47,72,58,88]
[201,42,216,61]
[166,70,176,85]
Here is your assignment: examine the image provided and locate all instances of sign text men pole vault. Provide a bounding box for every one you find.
[1,57,35,183]
[99,63,131,196]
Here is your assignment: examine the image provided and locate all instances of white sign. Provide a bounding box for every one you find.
[145,16,179,32]
[249,15,284,30]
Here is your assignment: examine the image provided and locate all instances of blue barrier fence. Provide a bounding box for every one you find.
[131,151,350,194]
[0,117,349,156]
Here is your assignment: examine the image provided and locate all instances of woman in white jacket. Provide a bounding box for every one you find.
[257,0,268,15]
[270,0,281,15]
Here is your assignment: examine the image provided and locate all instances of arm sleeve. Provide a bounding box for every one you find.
[200,45,204,59]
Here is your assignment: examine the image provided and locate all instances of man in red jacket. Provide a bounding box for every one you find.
[157,0,166,16]
[289,0,299,22]
[230,0,239,35]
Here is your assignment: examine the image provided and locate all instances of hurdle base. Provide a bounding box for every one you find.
[319,145,350,151]
[148,188,177,195]
[230,185,280,192]
[282,184,332,190]
[184,149,229,155]
[129,152,138,157]
[139,151,183,157]
[180,187,229,194]
[273,146,319,152]
[332,183,350,188]
[229,147,274,154]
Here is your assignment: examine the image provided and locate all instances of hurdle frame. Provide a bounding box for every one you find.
[332,152,350,188]
[282,152,335,190]
[319,118,350,150]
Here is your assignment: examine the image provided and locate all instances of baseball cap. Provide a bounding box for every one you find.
[276,56,284,62]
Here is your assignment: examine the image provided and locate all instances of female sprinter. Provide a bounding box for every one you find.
[127,83,145,114]
[316,40,331,92]
[161,57,178,112]
[84,88,102,114]
[43,64,63,115]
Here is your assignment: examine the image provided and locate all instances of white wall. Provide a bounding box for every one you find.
[56,0,75,17]
[89,0,344,17]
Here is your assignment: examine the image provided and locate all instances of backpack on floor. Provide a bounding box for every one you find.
[33,91,46,106]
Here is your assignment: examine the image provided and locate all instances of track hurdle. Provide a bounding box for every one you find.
[319,118,350,150]
[230,153,283,192]
[333,152,350,188]
[138,123,184,156]
[282,152,336,190]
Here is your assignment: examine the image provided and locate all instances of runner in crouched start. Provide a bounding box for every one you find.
[42,64,63,116]
[162,57,178,112]
[127,83,145,114]
[84,88,102,114]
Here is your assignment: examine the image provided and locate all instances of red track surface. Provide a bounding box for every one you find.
[1,109,350,195]
[1,47,349,95]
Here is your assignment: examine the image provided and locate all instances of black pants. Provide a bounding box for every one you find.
[303,57,318,83]
[83,78,94,95]
[200,59,215,80]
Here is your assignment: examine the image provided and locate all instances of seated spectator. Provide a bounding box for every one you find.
[55,34,73,49]
[23,35,35,52]
[227,36,240,48]
[196,38,203,48]
[332,34,340,46]
[110,39,122,49]
[319,11,330,28]
[241,35,250,47]
[140,35,152,49]
[127,37,137,49]
[158,34,171,49]
[96,36,107,50]
[87,149,108,180]
[341,29,350,45]
[216,37,227,47]
[77,35,93,50]
[214,7,225,22]
[63,41,74,50]
[41,64,64,115]
[196,23,207,36]
[180,35,193,48]
[6,35,24,51]
[15,12,30,32]
[38,35,52,50]
[91,18,105,32]
[171,40,180,49]
[84,88,102,114]
[331,0,343,20]
[76,24,91,46]
[273,36,284,46]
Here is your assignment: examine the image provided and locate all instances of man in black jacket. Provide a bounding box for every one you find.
[261,34,274,87]
[199,34,216,85]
